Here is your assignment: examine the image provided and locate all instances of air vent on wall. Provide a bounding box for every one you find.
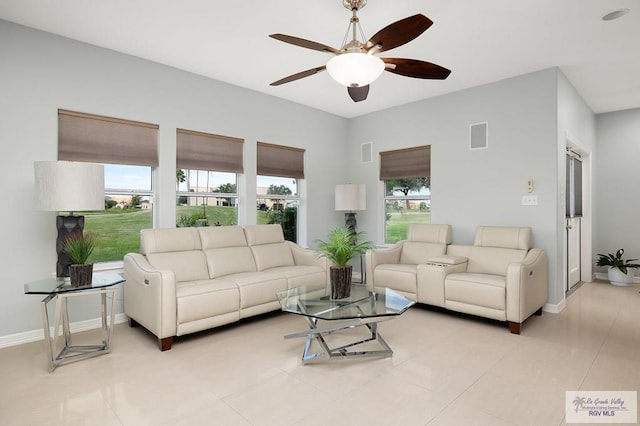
[469,122,488,150]
[361,142,373,163]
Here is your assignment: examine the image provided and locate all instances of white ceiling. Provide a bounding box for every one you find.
[1,0,639,118]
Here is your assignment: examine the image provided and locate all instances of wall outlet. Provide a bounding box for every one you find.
[521,195,538,206]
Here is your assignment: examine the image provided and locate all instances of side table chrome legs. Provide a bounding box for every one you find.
[40,289,116,372]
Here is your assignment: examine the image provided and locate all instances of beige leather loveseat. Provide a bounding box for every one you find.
[366,224,547,334]
[123,224,329,350]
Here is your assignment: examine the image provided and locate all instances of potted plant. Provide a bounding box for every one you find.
[596,248,640,287]
[317,226,372,299]
[63,232,98,287]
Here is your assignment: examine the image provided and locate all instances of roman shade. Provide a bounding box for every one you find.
[257,142,305,179]
[177,129,244,173]
[58,109,159,167]
[379,145,430,180]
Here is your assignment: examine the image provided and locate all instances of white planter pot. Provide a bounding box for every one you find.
[607,268,635,287]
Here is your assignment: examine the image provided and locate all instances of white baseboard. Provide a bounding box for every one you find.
[0,313,128,349]
[594,272,640,283]
[543,298,566,314]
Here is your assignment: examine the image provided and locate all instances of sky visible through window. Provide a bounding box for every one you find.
[105,164,151,191]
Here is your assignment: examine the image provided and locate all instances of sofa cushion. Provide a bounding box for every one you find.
[474,226,531,250]
[141,228,201,255]
[204,247,256,279]
[146,251,209,283]
[250,243,295,271]
[400,242,447,265]
[466,247,527,276]
[176,279,240,324]
[224,271,287,308]
[198,226,247,249]
[407,223,452,244]
[266,265,326,288]
[244,224,285,246]
[373,264,417,295]
[445,272,506,311]
[244,224,294,270]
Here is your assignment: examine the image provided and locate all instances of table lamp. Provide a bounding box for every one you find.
[34,161,104,277]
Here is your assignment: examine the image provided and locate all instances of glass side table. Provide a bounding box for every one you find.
[24,272,124,372]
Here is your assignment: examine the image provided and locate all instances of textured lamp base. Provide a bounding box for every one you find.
[344,212,357,232]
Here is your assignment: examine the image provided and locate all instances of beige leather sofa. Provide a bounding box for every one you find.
[123,224,329,350]
[366,225,547,334]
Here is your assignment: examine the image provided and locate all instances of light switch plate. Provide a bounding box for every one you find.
[521,195,538,206]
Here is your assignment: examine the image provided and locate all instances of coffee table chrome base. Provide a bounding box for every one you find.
[285,316,393,364]
[40,289,116,372]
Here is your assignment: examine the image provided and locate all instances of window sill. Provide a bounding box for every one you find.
[94,260,124,274]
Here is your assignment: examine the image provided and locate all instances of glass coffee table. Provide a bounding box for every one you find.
[24,272,124,372]
[277,284,415,364]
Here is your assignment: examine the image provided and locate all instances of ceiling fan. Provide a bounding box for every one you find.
[269,0,451,102]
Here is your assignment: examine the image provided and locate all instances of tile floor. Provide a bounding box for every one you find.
[1,280,638,425]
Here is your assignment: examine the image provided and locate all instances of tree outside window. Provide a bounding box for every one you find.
[176,169,238,228]
[257,177,298,243]
[384,177,431,243]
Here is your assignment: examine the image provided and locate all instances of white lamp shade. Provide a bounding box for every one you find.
[335,184,366,211]
[34,161,105,211]
[326,53,385,87]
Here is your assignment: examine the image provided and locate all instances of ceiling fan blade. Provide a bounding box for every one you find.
[364,14,433,53]
[270,66,327,86]
[269,34,340,55]
[347,85,369,102]
[382,58,451,79]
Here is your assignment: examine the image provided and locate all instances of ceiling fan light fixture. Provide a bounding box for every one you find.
[326,53,385,87]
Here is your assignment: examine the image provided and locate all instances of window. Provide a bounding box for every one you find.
[176,169,238,227]
[566,152,582,218]
[380,146,431,243]
[176,129,244,227]
[58,109,158,263]
[257,142,304,242]
[102,164,153,261]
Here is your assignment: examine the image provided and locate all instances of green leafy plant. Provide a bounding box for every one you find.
[596,249,640,274]
[316,226,372,267]
[63,232,98,265]
[267,207,297,243]
[176,212,208,228]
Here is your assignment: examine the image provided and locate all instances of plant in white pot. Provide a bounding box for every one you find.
[317,226,372,299]
[596,248,640,287]
[63,232,98,287]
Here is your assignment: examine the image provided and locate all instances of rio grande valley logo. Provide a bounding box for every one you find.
[566,391,637,423]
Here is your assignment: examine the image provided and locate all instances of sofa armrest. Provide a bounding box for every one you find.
[123,253,178,340]
[365,243,403,286]
[505,248,548,323]
[287,242,330,285]
[287,242,328,269]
